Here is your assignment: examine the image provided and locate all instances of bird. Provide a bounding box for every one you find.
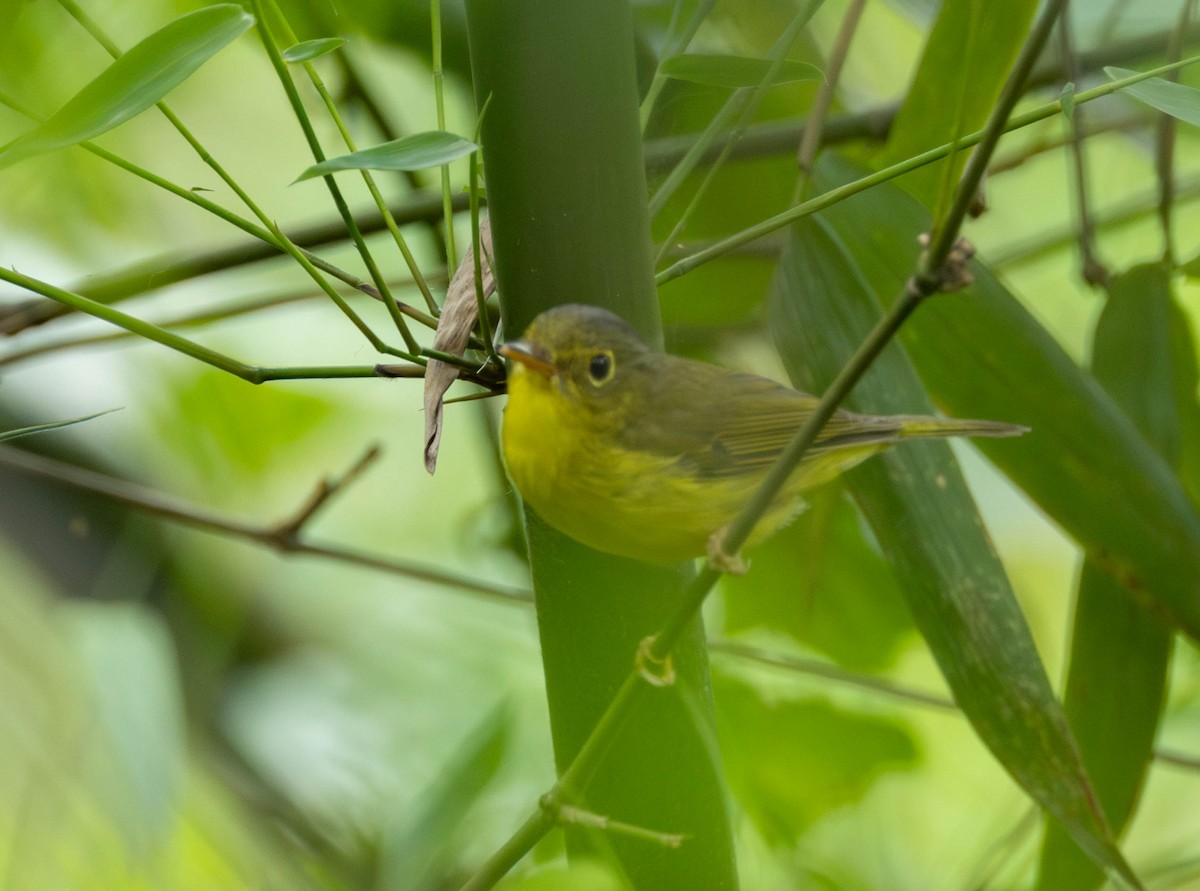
[499,303,1024,567]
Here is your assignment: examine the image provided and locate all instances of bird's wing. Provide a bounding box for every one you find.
[618,357,903,480]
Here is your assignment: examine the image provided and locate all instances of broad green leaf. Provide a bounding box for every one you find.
[1106,67,1200,127]
[1181,251,1200,278]
[0,409,119,443]
[295,131,478,181]
[380,705,509,891]
[714,674,916,846]
[1037,264,1187,891]
[769,210,1140,887]
[281,37,345,63]
[722,483,914,672]
[0,5,253,170]
[813,153,1200,642]
[658,54,822,89]
[881,0,1037,207]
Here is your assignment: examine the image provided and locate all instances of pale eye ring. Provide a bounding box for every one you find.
[588,352,614,384]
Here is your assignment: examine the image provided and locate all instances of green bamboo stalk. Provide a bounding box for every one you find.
[463,2,737,888]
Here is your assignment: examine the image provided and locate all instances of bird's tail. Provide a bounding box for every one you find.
[893,415,1028,439]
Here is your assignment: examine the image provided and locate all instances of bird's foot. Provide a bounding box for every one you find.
[707,528,748,575]
[636,635,676,687]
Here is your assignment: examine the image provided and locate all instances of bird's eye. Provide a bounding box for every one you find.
[588,352,614,385]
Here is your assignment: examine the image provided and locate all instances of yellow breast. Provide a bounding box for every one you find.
[500,364,806,564]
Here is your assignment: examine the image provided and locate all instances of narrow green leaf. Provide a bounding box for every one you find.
[658,54,822,89]
[1038,264,1188,891]
[0,409,119,443]
[0,5,253,170]
[1106,66,1200,127]
[769,211,1139,888]
[294,131,478,181]
[881,0,1038,206]
[1180,251,1200,278]
[281,37,345,63]
[813,153,1200,642]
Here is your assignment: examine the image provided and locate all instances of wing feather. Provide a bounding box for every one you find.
[615,355,904,480]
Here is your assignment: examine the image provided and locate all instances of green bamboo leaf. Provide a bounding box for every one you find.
[295,131,479,181]
[1106,66,1200,127]
[281,37,345,63]
[0,409,120,442]
[0,5,253,170]
[768,212,1140,888]
[1038,264,1189,891]
[881,0,1037,206]
[658,54,822,89]
[812,153,1200,641]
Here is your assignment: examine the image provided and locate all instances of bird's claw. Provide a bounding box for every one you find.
[707,528,748,575]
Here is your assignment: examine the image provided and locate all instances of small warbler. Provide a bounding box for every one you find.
[500,304,1023,565]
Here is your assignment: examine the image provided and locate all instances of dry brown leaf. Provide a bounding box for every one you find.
[423,216,495,473]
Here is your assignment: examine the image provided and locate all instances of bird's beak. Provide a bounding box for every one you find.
[499,340,556,378]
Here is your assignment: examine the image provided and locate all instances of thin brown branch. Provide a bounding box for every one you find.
[0,444,531,606]
[268,444,383,542]
[796,0,868,176]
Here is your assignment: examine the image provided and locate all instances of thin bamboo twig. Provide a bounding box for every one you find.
[708,639,957,711]
[639,0,715,132]
[53,0,398,357]
[431,0,458,272]
[263,0,441,322]
[657,55,1200,285]
[796,0,867,178]
[641,22,1200,174]
[1156,0,1198,265]
[0,90,399,330]
[1058,3,1110,286]
[253,0,422,351]
[0,267,402,381]
[653,3,817,263]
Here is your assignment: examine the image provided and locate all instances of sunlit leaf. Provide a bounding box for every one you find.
[659,54,821,89]
[0,408,119,443]
[295,131,478,181]
[0,5,253,169]
[715,674,917,846]
[881,0,1037,206]
[281,37,345,63]
[1106,66,1200,127]
[769,206,1140,887]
